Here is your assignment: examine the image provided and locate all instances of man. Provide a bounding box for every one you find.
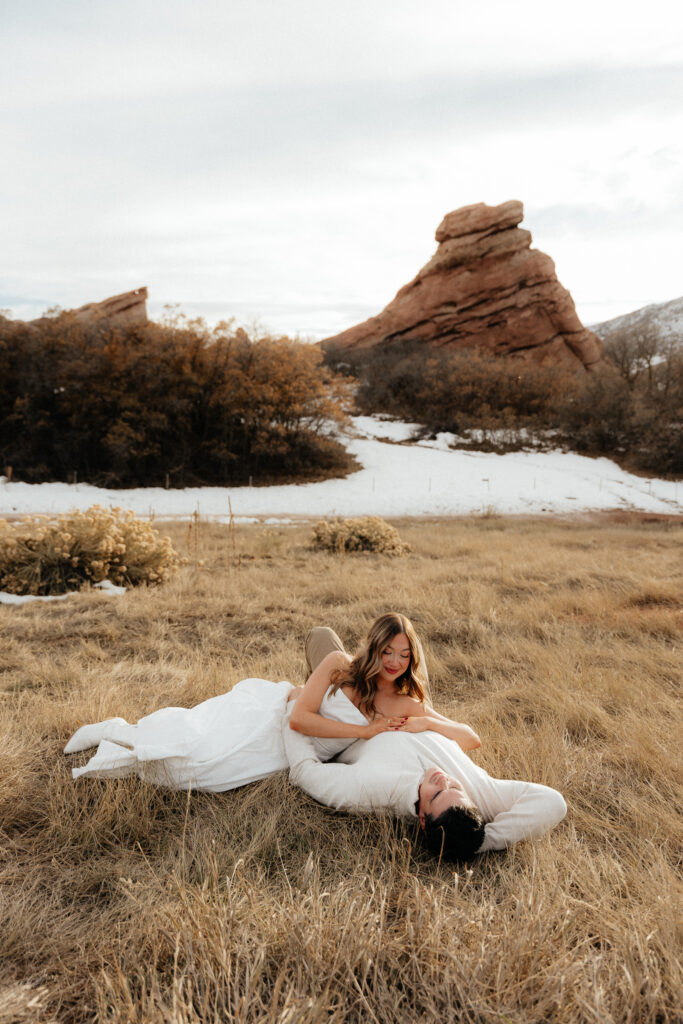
[283,628,566,860]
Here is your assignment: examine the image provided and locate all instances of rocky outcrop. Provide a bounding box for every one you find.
[65,287,149,327]
[321,201,605,370]
[1,288,150,329]
[1,289,149,332]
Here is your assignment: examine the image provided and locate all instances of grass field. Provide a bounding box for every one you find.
[1,515,681,1023]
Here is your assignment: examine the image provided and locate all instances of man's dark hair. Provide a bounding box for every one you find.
[421,805,486,861]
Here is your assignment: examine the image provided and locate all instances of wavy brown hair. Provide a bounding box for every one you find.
[330,612,430,717]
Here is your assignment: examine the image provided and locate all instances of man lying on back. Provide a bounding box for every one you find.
[283,722,566,859]
[283,627,566,860]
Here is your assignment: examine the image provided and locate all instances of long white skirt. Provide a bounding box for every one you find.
[71,678,294,792]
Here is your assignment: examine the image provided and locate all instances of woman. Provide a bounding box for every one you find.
[64,612,478,791]
[292,613,480,751]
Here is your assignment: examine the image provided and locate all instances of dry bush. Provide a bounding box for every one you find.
[0,313,353,487]
[345,344,566,432]
[0,506,179,595]
[338,340,683,476]
[312,516,410,555]
[0,516,681,1022]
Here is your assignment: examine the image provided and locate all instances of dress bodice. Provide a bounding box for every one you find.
[310,685,368,760]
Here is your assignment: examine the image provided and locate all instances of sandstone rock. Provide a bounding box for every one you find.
[435,199,524,241]
[67,287,148,327]
[9,288,150,329]
[1,288,149,332]
[321,202,606,371]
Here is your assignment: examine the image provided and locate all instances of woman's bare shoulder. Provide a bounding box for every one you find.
[322,650,352,668]
[308,650,351,680]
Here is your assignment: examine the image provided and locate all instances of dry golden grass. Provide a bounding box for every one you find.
[1,515,681,1023]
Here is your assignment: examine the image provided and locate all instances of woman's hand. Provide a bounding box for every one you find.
[393,712,482,750]
[363,716,406,738]
[394,716,430,733]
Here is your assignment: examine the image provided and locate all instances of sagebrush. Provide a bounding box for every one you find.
[0,506,179,595]
[312,516,410,554]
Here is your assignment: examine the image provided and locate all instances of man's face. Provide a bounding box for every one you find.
[418,767,473,828]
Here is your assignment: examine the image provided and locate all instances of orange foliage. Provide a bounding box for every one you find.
[0,313,353,486]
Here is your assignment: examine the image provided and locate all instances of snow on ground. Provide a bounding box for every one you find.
[0,417,680,521]
[0,580,126,606]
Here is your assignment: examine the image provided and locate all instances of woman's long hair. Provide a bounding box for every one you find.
[331,612,430,717]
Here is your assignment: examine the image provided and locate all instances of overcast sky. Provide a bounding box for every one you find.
[2,0,682,337]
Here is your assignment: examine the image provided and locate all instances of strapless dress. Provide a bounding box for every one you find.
[67,679,367,792]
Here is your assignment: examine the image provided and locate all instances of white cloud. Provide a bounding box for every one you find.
[1,0,682,333]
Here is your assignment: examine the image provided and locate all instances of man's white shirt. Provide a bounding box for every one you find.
[282,707,566,853]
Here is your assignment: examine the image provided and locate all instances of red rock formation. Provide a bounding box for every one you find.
[321,201,605,370]
[67,287,148,327]
[1,289,149,331]
[8,287,149,329]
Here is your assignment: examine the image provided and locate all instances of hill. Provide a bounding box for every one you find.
[590,295,683,349]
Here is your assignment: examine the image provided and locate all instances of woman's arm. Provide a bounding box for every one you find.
[391,702,481,751]
[289,652,403,740]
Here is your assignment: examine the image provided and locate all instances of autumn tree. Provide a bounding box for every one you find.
[0,314,353,486]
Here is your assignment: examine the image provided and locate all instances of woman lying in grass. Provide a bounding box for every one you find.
[292,617,481,750]
[64,613,479,790]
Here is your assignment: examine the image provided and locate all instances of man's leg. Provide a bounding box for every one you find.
[305,627,346,675]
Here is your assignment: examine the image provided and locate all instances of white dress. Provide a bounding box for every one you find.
[68,678,367,792]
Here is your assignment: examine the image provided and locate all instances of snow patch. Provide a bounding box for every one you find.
[0,580,127,605]
[93,580,127,595]
[0,416,680,520]
[0,591,71,606]
[350,416,422,442]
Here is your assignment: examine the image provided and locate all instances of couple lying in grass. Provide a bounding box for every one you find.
[64,613,566,862]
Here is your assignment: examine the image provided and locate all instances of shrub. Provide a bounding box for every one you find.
[327,338,683,477]
[336,343,566,434]
[311,516,410,555]
[554,367,632,451]
[0,313,354,487]
[0,506,179,595]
